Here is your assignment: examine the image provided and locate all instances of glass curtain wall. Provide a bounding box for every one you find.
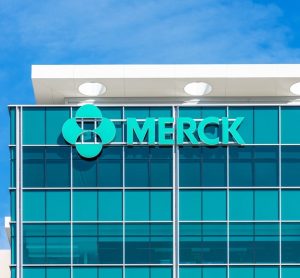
[9,105,300,278]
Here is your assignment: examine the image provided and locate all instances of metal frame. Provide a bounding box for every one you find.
[11,103,300,278]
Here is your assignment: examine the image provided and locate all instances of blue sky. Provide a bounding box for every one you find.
[1,0,300,248]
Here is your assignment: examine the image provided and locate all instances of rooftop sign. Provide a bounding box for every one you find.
[62,104,244,158]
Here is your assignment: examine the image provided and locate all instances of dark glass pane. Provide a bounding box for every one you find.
[229,146,278,187]
[180,223,227,264]
[98,224,123,264]
[23,224,46,264]
[282,223,300,263]
[282,146,300,187]
[229,223,279,263]
[73,224,123,264]
[73,158,97,187]
[179,147,226,187]
[45,147,70,187]
[23,147,45,188]
[99,147,122,187]
[46,224,71,264]
[126,147,172,187]
[125,223,173,264]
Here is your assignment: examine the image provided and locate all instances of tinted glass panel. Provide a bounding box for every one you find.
[125,223,173,264]
[229,223,279,263]
[282,223,300,263]
[282,146,300,186]
[180,223,227,264]
[23,108,45,144]
[179,147,226,187]
[73,224,122,264]
[229,146,278,187]
[281,107,300,143]
[46,108,70,144]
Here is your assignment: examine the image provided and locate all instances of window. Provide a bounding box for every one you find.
[230,190,253,220]
[230,267,279,278]
[11,224,16,264]
[46,191,70,221]
[125,190,172,221]
[180,223,227,264]
[23,224,71,264]
[179,147,226,187]
[101,107,123,142]
[10,107,16,145]
[254,190,278,220]
[23,147,45,188]
[23,191,45,221]
[10,190,16,221]
[47,268,70,278]
[281,107,300,143]
[45,147,70,187]
[125,267,172,278]
[73,224,123,264]
[125,147,172,187]
[229,223,279,263]
[98,147,123,187]
[99,190,122,221]
[282,190,300,220]
[229,146,278,187]
[125,223,173,264]
[73,190,97,221]
[282,146,300,186]
[229,107,254,143]
[23,147,71,188]
[282,267,300,278]
[10,147,16,188]
[45,108,70,144]
[73,154,97,187]
[179,190,226,221]
[180,190,202,220]
[23,108,45,144]
[282,223,300,263]
[23,268,45,278]
[229,107,279,144]
[230,190,279,221]
[202,190,226,220]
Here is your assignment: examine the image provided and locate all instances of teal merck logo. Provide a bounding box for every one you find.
[62,104,116,158]
[63,104,245,159]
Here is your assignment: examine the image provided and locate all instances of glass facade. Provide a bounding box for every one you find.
[9,105,300,278]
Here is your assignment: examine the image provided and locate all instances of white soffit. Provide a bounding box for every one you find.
[31,64,300,104]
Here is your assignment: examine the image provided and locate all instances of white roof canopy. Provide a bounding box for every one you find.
[31,64,300,104]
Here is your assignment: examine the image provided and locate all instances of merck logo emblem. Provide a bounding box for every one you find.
[63,104,244,159]
[62,104,116,158]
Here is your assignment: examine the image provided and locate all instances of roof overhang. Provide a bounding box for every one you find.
[32,64,300,104]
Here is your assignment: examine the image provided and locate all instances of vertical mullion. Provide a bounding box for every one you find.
[173,106,179,278]
[226,106,230,278]
[16,106,22,278]
[279,106,282,278]
[70,107,73,278]
[122,106,126,278]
